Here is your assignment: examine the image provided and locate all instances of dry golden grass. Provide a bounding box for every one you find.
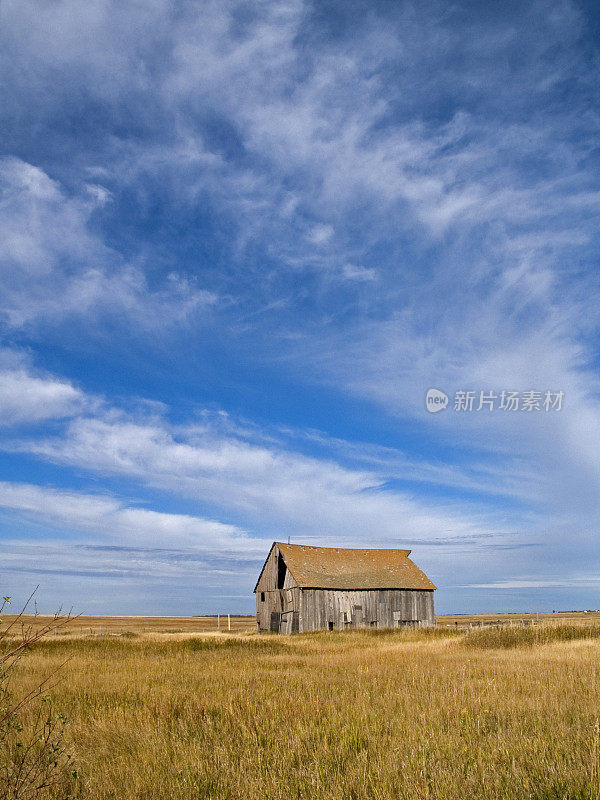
[6,619,600,800]
[5,611,598,639]
[437,611,600,627]
[0,614,256,639]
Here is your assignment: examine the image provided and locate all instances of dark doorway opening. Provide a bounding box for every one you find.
[328,621,334,631]
[270,612,281,633]
[277,555,287,589]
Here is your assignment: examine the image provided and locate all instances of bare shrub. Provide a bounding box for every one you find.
[0,591,75,800]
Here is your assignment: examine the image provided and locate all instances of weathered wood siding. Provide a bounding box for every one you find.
[255,543,435,633]
[299,589,434,632]
[255,544,300,633]
[257,585,434,633]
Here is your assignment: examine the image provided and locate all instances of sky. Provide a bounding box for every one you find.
[0,0,599,616]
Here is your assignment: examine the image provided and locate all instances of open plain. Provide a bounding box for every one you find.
[2,614,600,800]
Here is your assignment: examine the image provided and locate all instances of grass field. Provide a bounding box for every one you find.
[5,610,599,638]
[3,616,600,800]
[0,614,257,638]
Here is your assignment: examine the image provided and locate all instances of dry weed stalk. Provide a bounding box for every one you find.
[0,590,75,800]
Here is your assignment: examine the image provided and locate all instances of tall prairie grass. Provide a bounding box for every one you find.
[462,623,600,649]
[6,623,600,800]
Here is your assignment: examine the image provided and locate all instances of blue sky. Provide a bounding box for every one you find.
[0,0,599,615]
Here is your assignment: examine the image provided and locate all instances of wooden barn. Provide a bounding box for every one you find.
[254,542,436,634]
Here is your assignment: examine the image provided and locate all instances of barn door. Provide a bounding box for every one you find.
[270,612,280,633]
[352,605,364,628]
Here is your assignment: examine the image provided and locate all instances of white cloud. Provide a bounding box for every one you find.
[0,480,258,553]
[0,369,84,425]
[465,579,600,590]
[0,356,593,603]
[0,157,218,329]
[341,264,376,282]
[6,407,513,546]
[3,1,597,290]
[0,349,88,425]
[307,224,334,245]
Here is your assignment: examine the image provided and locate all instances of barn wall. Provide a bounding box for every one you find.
[254,544,279,593]
[299,589,435,632]
[255,544,300,633]
[255,587,301,633]
[255,545,435,633]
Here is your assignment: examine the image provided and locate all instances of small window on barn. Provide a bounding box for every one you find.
[260,592,265,602]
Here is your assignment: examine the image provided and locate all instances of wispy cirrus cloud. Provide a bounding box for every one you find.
[0,369,84,426]
[4,1,595,279]
[0,158,218,330]
[0,480,259,553]
[0,350,594,611]
[8,410,507,545]
[0,478,267,611]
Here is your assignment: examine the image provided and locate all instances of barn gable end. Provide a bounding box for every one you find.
[254,543,300,634]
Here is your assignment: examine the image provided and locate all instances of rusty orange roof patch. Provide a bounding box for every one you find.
[275,543,436,590]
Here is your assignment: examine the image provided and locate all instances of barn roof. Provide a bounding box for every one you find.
[260,543,436,591]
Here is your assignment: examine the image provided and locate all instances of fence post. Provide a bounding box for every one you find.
[228,614,231,632]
